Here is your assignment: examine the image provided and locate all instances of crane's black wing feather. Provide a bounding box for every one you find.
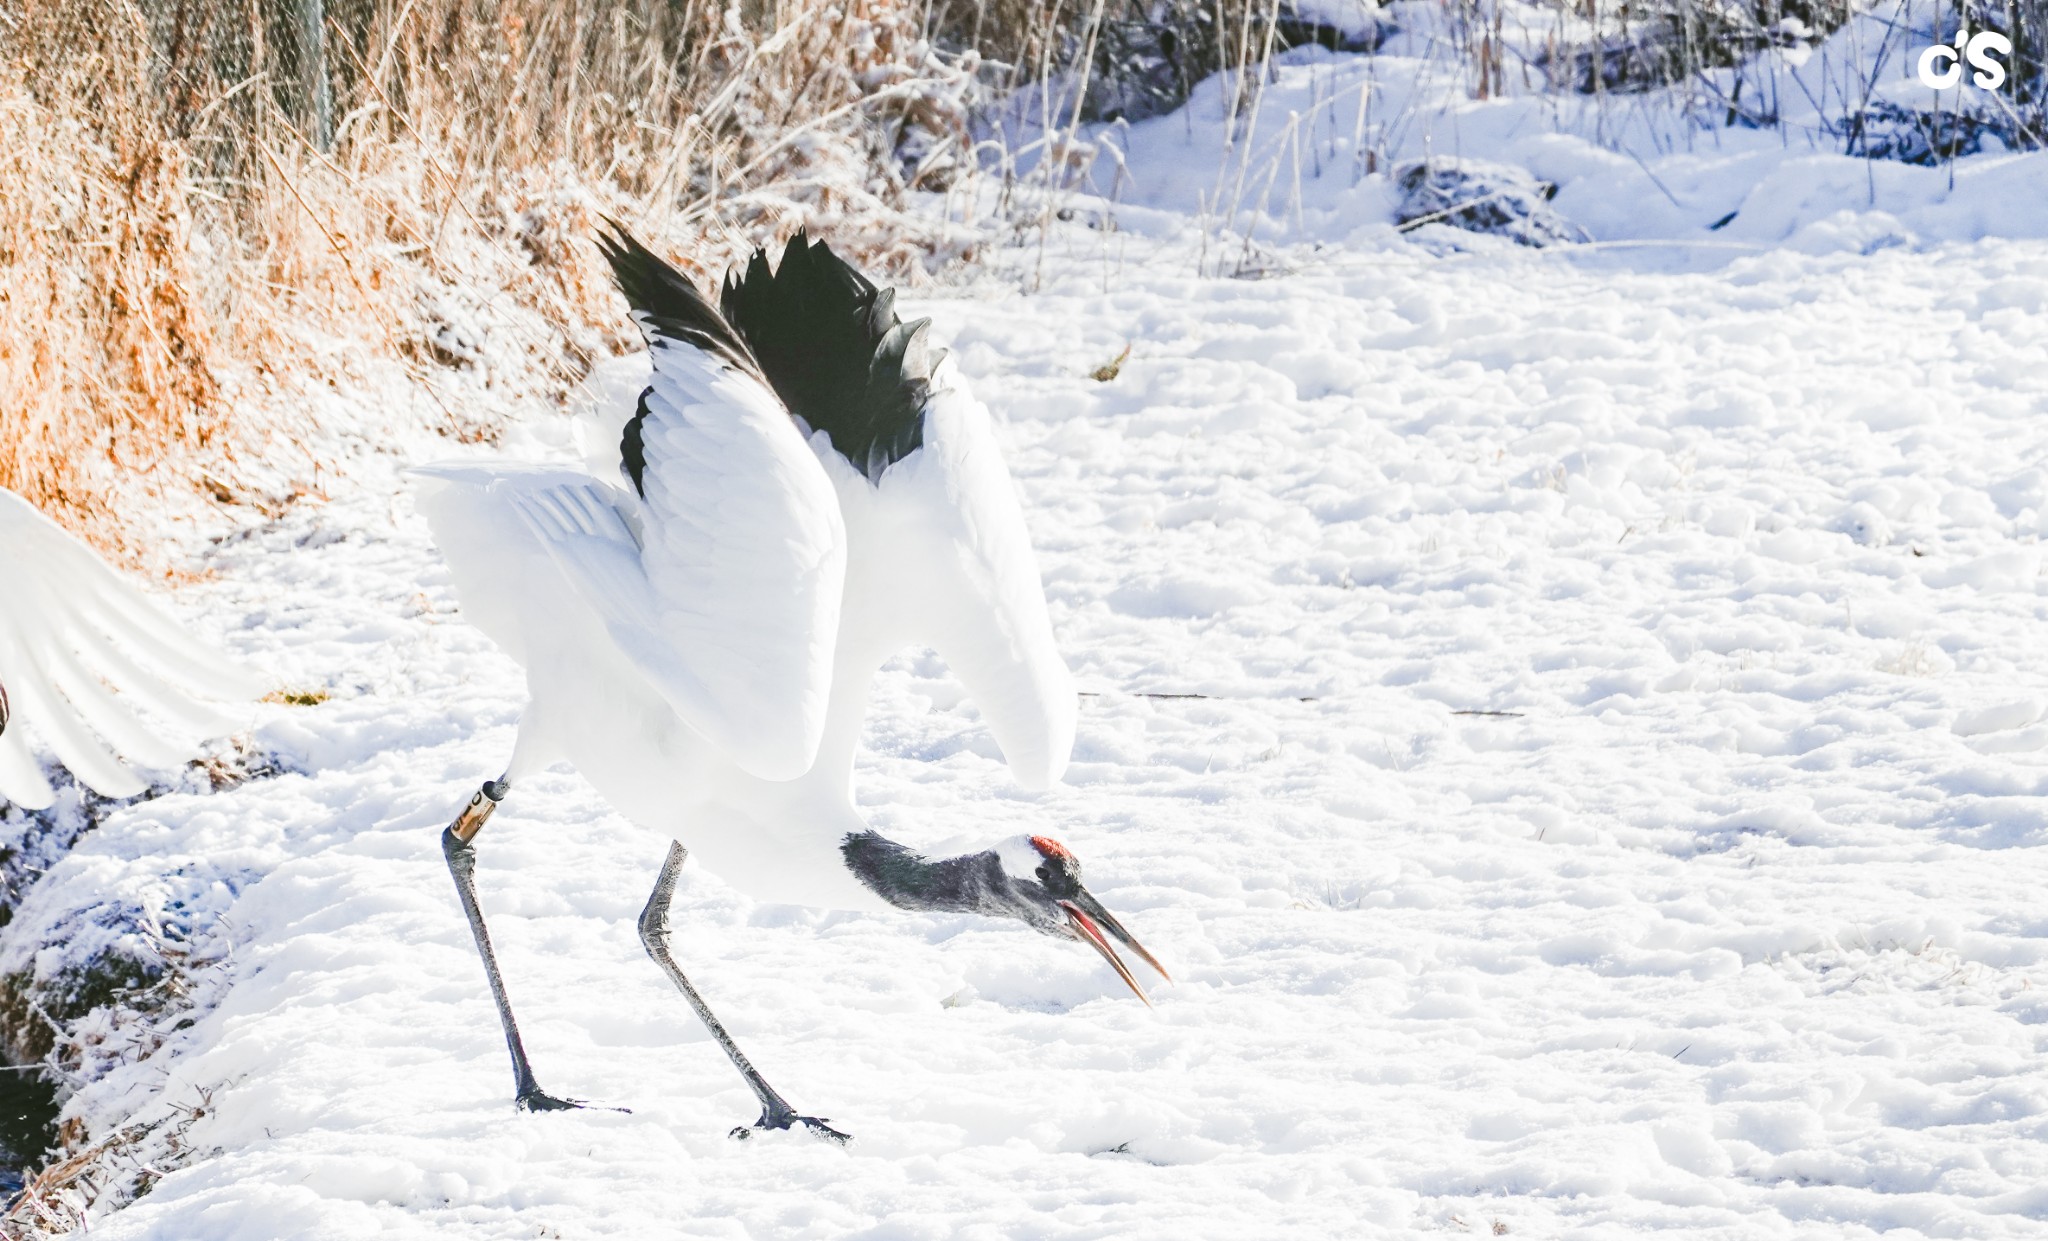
[721,233,945,483]
[594,224,761,496]
[597,225,944,488]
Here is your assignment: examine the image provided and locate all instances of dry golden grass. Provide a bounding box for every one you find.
[0,9,229,544]
[0,0,982,559]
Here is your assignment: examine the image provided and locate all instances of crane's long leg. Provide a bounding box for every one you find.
[638,841,850,1145]
[441,778,585,1113]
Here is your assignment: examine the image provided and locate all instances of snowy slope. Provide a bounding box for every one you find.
[17,216,2038,1238]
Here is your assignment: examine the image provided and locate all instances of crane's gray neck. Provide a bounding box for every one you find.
[841,831,1010,917]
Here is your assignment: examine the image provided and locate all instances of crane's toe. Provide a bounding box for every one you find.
[516,1087,617,1114]
[729,1110,851,1146]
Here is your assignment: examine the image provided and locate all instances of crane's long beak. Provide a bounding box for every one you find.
[1060,891,1170,1006]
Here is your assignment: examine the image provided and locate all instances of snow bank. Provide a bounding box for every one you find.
[1059,0,2048,269]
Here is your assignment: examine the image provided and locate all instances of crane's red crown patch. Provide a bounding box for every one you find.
[1029,836,1073,862]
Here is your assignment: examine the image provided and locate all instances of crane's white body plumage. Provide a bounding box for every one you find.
[413,326,1074,914]
[0,488,265,809]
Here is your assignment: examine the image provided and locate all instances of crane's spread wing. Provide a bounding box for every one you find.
[0,489,266,809]
[876,365,1076,790]
[702,229,1070,788]
[583,228,849,782]
[623,363,846,781]
[417,444,842,783]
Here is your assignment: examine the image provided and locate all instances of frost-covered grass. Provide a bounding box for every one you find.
[9,215,2041,1236]
[0,0,982,559]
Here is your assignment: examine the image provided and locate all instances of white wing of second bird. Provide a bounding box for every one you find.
[0,489,268,809]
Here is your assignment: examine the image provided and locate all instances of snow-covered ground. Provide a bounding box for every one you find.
[9,22,2048,1231]
[21,215,2041,1237]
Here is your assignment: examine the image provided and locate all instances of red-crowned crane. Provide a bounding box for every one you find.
[0,488,264,809]
[412,228,1167,1143]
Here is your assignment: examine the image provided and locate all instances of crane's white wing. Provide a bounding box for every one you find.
[569,228,851,781]
[627,341,847,780]
[854,363,1075,790]
[416,356,845,781]
[413,464,730,736]
[0,488,266,809]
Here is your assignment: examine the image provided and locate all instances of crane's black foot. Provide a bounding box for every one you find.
[728,1107,851,1146]
[516,1087,584,1113]
[516,1086,628,1114]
